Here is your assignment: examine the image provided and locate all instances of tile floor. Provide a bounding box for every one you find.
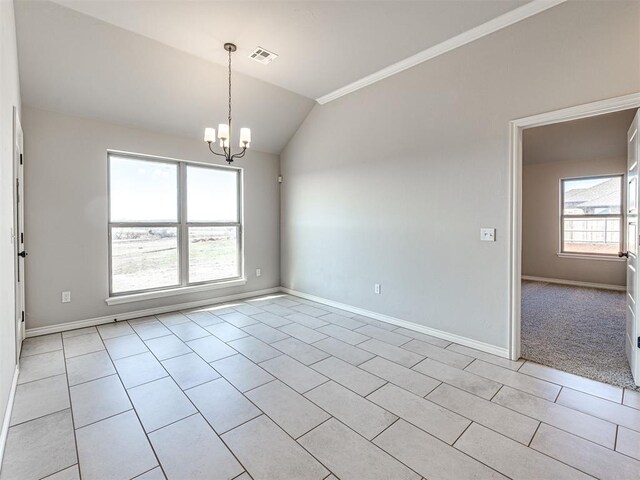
[2,293,640,480]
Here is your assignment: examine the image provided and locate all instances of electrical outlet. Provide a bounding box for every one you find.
[480,228,496,242]
[256,268,262,277]
[62,291,71,303]
[374,283,381,294]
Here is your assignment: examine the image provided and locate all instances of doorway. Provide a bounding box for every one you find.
[508,93,640,388]
[13,107,25,360]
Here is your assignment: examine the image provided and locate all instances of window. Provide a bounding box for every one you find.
[108,153,241,295]
[560,175,623,256]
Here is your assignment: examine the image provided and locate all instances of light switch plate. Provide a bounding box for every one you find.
[480,228,496,242]
[62,291,71,303]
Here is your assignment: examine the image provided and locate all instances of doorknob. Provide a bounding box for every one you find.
[17,251,28,258]
[618,251,629,258]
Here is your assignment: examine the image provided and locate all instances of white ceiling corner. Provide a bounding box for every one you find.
[316,0,566,104]
[46,0,542,102]
[14,0,568,152]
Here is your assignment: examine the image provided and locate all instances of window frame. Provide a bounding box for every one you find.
[107,150,243,297]
[559,173,625,258]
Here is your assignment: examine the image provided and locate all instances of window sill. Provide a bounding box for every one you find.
[105,278,247,306]
[557,253,625,262]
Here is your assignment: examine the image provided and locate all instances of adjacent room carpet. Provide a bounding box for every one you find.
[521,280,637,389]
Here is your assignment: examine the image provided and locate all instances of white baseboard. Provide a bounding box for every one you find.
[24,284,509,360]
[25,287,281,337]
[0,365,19,468]
[522,275,625,292]
[280,287,510,359]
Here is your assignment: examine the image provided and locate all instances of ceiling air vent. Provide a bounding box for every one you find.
[249,47,278,65]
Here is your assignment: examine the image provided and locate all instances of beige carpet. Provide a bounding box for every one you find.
[521,280,637,389]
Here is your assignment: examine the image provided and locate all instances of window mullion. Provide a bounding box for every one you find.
[179,162,189,286]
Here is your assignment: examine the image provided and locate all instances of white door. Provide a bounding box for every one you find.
[13,107,25,360]
[625,109,639,386]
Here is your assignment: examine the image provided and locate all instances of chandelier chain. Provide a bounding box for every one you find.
[228,47,232,128]
[205,42,248,164]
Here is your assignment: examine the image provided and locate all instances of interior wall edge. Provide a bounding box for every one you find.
[0,365,19,468]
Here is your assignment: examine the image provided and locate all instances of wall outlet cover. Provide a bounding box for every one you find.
[480,228,496,242]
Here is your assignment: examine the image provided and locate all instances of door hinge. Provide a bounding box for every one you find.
[277,175,283,184]
[21,311,25,323]
[19,153,23,165]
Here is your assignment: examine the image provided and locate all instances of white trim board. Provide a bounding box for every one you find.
[280,287,509,359]
[23,283,509,360]
[315,0,565,105]
[508,92,640,361]
[25,287,280,337]
[522,275,626,292]
[0,365,19,468]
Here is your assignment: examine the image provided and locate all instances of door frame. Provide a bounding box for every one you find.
[13,107,24,360]
[508,92,640,361]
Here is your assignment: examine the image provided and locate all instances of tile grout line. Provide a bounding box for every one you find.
[94,326,169,480]
[201,333,412,478]
[527,421,542,447]
[18,295,631,480]
[445,421,517,480]
[487,391,621,452]
[73,406,135,431]
[297,412,426,479]
[358,340,625,450]
[130,464,163,479]
[60,333,84,480]
[370,381,542,451]
[488,384,504,402]
[12,369,66,388]
[451,420,474,447]
[221,297,636,473]
[526,422,611,479]
[128,318,255,478]
[554,385,563,403]
[369,417,400,443]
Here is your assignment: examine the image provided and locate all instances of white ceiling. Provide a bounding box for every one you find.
[14,0,315,154]
[523,109,637,165]
[48,0,528,100]
[14,0,535,154]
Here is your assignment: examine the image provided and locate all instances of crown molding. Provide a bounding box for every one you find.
[315,0,566,105]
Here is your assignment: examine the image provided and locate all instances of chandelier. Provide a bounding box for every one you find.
[204,43,251,164]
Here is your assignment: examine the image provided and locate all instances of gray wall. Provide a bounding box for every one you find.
[522,157,627,286]
[23,107,280,330]
[280,1,640,350]
[0,0,21,444]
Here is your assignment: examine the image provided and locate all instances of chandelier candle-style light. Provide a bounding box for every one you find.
[204,43,251,164]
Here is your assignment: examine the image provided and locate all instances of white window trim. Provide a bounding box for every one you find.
[107,150,244,301]
[105,278,247,305]
[559,174,624,258]
[556,252,626,262]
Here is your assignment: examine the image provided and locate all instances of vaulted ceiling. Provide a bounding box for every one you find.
[15,0,531,153]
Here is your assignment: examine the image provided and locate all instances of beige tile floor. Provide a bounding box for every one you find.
[2,293,640,480]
